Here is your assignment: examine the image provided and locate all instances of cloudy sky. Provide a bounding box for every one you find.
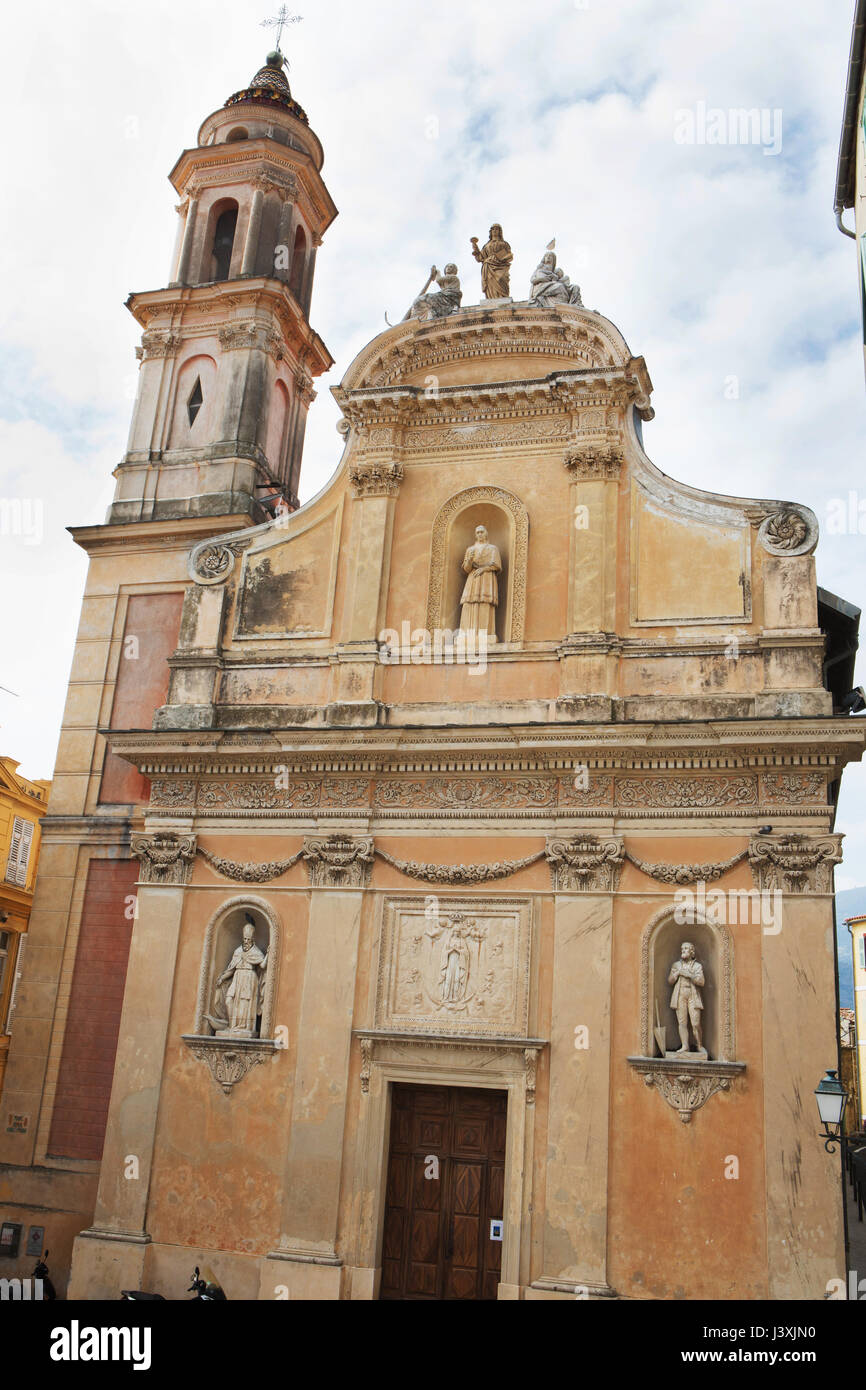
[2,0,866,881]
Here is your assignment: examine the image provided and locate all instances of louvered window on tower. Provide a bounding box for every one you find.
[187,378,203,427]
[5,816,33,887]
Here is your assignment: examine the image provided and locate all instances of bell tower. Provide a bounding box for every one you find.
[116,49,336,518]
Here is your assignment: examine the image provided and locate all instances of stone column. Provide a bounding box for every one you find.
[275,201,295,283]
[67,831,195,1299]
[750,834,845,1298]
[259,834,373,1300]
[169,202,187,283]
[301,241,319,314]
[174,197,199,286]
[531,835,623,1296]
[241,189,265,277]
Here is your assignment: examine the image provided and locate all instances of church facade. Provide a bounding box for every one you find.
[1,50,863,1301]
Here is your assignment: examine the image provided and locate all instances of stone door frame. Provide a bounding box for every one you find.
[352,1031,544,1299]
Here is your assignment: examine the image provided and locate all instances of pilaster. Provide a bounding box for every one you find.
[67,831,195,1299]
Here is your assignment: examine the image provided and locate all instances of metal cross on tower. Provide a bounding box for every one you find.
[260,6,303,55]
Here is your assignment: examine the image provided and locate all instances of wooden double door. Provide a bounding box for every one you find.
[380,1083,507,1300]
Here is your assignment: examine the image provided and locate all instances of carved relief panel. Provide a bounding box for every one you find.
[375,896,532,1039]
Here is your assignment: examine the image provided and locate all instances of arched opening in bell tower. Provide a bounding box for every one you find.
[211,202,239,282]
[289,224,307,302]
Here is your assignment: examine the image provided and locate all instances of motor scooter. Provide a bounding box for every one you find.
[33,1250,57,1300]
[120,1264,226,1301]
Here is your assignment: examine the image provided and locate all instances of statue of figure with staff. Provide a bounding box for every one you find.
[403,264,462,321]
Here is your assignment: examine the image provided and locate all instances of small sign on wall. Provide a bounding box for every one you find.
[0,1223,21,1258]
[25,1226,45,1258]
[489,1219,503,1242]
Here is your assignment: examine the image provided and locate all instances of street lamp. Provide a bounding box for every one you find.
[815,1069,848,1153]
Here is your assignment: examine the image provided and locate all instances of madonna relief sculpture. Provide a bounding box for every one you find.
[459,524,501,640]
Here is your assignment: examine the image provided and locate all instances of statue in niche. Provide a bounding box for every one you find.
[529,248,584,307]
[440,921,471,1005]
[210,914,268,1038]
[404,264,462,321]
[470,224,513,299]
[667,941,706,1057]
[459,524,501,640]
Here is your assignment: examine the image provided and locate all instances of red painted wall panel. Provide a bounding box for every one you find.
[99,592,184,805]
[47,860,139,1160]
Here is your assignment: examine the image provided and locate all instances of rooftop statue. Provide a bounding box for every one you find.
[404,264,463,321]
[529,249,584,307]
[470,224,513,299]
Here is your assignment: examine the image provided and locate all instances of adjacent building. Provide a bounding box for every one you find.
[835,0,866,375]
[847,915,866,1126]
[0,47,864,1300]
[0,758,50,1099]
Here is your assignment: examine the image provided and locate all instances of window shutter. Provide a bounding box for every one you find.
[5,935,24,1034]
[5,817,34,887]
[860,935,866,972]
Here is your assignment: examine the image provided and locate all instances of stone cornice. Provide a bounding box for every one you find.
[69,514,254,555]
[333,366,646,432]
[98,725,863,827]
[125,280,334,376]
[169,140,337,231]
[339,303,645,392]
[104,719,865,769]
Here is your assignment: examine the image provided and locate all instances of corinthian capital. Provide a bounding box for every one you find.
[545,835,624,892]
[349,462,404,498]
[302,833,374,887]
[748,833,843,894]
[131,831,197,886]
[564,443,623,479]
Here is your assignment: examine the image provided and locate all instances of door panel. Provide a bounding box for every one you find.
[379,1083,507,1301]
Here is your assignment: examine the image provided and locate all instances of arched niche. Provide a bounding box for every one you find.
[265,377,291,476]
[639,905,736,1063]
[193,895,280,1041]
[426,486,528,644]
[168,353,217,448]
[201,197,239,283]
[289,223,307,303]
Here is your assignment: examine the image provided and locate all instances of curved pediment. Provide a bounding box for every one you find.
[338,302,634,395]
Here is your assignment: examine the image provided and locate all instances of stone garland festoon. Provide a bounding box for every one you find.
[191,835,751,889]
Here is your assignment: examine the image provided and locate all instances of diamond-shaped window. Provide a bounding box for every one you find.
[188,377,203,426]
